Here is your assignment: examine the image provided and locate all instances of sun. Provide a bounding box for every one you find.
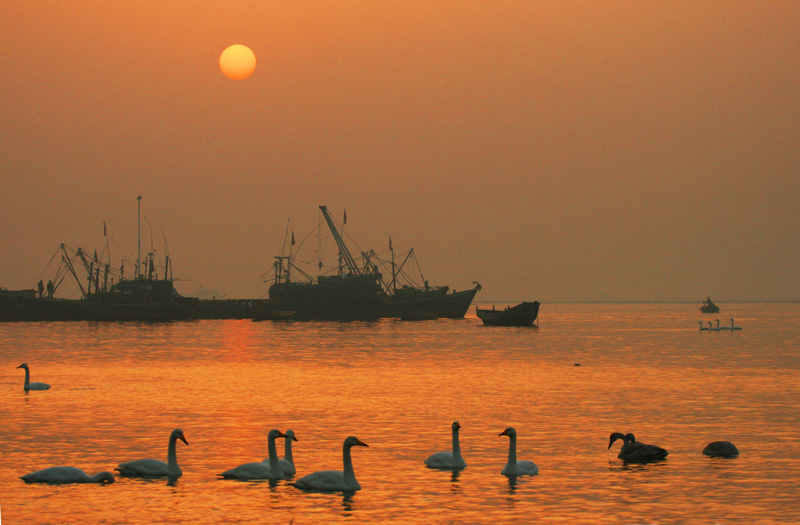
[219,44,256,80]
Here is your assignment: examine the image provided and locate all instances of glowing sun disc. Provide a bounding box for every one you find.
[219,44,256,80]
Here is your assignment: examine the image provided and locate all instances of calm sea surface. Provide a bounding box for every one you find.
[1,303,799,524]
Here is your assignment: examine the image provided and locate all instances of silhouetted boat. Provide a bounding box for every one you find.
[700,297,719,313]
[0,198,198,322]
[256,206,480,320]
[476,301,540,327]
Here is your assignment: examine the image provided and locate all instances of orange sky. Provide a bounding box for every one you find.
[2,1,798,301]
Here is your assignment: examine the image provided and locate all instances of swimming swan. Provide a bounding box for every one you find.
[220,429,287,480]
[729,319,742,331]
[277,429,298,476]
[499,427,538,476]
[608,432,668,462]
[698,321,708,331]
[116,428,188,478]
[703,440,739,458]
[425,421,467,469]
[293,436,369,492]
[20,466,115,484]
[17,363,50,391]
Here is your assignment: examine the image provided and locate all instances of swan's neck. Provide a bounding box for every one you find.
[284,436,294,464]
[168,435,180,472]
[343,444,357,485]
[506,434,517,471]
[22,367,30,390]
[452,427,462,461]
[268,436,283,477]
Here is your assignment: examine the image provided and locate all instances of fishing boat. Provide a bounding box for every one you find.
[255,206,480,320]
[700,297,719,314]
[0,198,198,322]
[476,301,540,327]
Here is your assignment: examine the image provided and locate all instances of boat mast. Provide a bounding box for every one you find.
[319,205,361,276]
[389,236,397,293]
[136,195,142,280]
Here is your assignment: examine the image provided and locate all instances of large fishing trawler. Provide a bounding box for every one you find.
[255,206,480,320]
[0,197,197,322]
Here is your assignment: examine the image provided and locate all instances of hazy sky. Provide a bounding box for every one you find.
[2,1,798,302]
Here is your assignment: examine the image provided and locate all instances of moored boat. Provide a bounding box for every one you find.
[0,198,197,322]
[476,301,540,327]
[260,206,479,320]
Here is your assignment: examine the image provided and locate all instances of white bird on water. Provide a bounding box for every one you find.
[499,427,539,476]
[277,429,299,476]
[729,319,743,331]
[20,466,115,484]
[220,429,287,481]
[698,321,708,331]
[17,363,50,391]
[425,421,467,469]
[292,436,369,492]
[116,428,188,479]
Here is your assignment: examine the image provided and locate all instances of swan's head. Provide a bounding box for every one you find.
[344,436,369,448]
[96,471,116,484]
[268,429,287,441]
[171,428,189,446]
[625,433,636,443]
[499,427,516,438]
[16,363,29,370]
[452,421,461,430]
[285,429,298,442]
[608,432,628,449]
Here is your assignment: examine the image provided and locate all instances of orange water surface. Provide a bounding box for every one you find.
[1,303,799,523]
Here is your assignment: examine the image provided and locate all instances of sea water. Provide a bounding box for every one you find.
[1,303,798,524]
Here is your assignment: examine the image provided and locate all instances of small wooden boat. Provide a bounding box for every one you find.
[476,301,540,327]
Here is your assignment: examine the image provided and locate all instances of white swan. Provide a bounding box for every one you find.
[20,466,115,484]
[717,318,731,330]
[729,319,742,331]
[220,429,286,480]
[608,432,668,461]
[698,321,708,331]
[499,427,538,476]
[425,421,466,469]
[703,440,740,458]
[277,429,298,476]
[708,321,718,331]
[293,436,369,491]
[116,428,188,478]
[17,363,50,391]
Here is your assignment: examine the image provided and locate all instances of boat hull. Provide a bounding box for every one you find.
[381,286,480,319]
[476,301,540,327]
[0,288,197,322]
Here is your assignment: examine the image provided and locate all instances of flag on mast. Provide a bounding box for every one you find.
[291,231,295,246]
[389,236,392,250]
[343,209,347,224]
[103,220,107,237]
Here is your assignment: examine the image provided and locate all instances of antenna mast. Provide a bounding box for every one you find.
[136,195,142,280]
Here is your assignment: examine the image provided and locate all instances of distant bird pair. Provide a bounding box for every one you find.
[608,432,739,461]
[20,428,190,484]
[424,422,539,476]
[220,429,368,492]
